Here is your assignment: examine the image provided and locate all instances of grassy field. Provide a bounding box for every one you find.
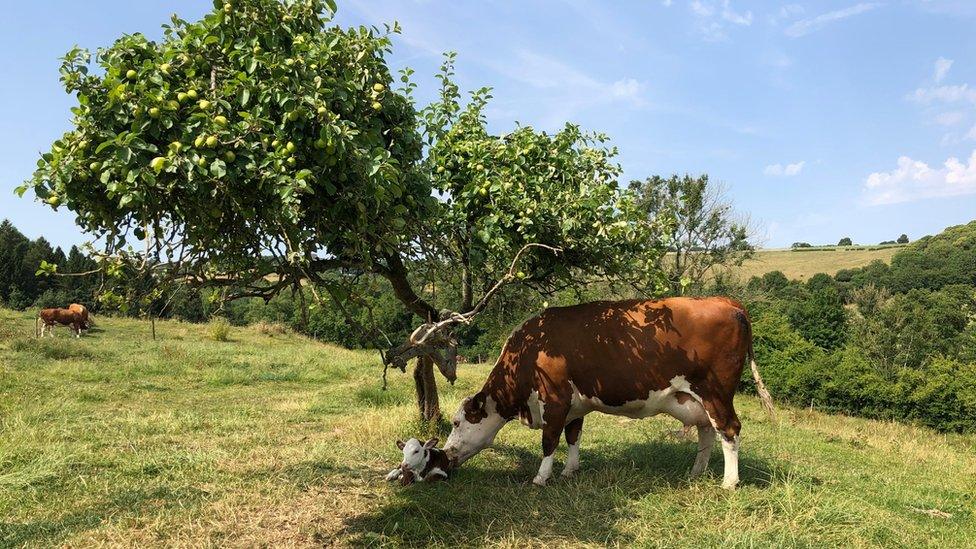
[728,245,903,281]
[2,309,975,547]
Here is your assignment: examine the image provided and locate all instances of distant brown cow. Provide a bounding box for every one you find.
[68,303,91,329]
[443,297,775,490]
[37,308,86,338]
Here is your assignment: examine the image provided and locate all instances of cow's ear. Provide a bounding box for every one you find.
[424,437,439,449]
[396,440,406,450]
[472,391,486,411]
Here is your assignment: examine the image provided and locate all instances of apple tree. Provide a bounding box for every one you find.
[21,0,666,421]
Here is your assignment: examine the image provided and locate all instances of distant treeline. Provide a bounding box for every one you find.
[736,221,976,432]
[0,220,98,310]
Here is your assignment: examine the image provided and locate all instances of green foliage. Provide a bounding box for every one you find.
[207,316,231,341]
[784,286,848,351]
[423,57,664,304]
[628,173,752,294]
[24,0,431,294]
[0,219,98,310]
[838,237,852,246]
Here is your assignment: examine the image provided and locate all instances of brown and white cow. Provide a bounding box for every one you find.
[37,308,86,338]
[443,297,773,489]
[68,303,91,330]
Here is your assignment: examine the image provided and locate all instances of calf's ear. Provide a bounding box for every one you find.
[424,437,439,449]
[396,440,406,450]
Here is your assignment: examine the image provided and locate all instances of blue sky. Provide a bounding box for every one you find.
[2,1,975,249]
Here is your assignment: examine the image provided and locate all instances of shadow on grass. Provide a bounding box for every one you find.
[338,438,789,546]
[0,485,206,547]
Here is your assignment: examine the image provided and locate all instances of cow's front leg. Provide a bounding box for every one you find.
[532,400,570,487]
[561,417,584,478]
[385,467,403,482]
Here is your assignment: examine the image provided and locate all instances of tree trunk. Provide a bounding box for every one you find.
[413,355,441,422]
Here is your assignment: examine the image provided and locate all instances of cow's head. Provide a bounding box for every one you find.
[396,437,438,472]
[443,391,507,466]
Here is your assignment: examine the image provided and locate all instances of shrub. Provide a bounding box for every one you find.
[775,285,848,351]
[207,317,231,342]
[838,237,853,246]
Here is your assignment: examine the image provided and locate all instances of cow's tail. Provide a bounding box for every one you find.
[742,311,776,421]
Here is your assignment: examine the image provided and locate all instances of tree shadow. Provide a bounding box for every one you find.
[337,438,791,546]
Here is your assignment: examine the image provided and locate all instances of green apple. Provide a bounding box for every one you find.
[150,156,168,171]
[194,135,206,148]
[198,99,212,110]
[314,139,327,149]
[287,110,300,121]
[196,156,208,167]
[89,161,102,171]
[478,187,488,196]
[252,45,262,55]
[372,83,385,93]
[78,140,89,150]
[187,89,198,100]
[214,115,228,126]
[476,164,484,171]
[125,69,137,80]
[371,101,382,111]
[317,106,327,115]
[436,166,445,174]
[149,107,161,118]
[160,63,171,74]
[177,92,188,102]
[166,100,180,111]
[285,141,296,153]
[169,141,183,153]
[271,139,281,149]
[224,151,236,162]
[46,195,61,206]
[284,58,295,66]
[223,3,232,13]
[286,156,296,167]
[205,136,218,148]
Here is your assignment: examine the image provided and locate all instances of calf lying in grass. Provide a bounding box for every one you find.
[385,437,451,485]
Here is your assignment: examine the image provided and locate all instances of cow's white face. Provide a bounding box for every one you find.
[396,437,438,472]
[444,392,507,465]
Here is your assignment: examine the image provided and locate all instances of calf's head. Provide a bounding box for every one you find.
[396,437,439,472]
[443,391,507,466]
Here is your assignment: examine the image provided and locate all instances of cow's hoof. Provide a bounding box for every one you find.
[532,475,548,487]
[721,481,738,490]
[560,468,578,478]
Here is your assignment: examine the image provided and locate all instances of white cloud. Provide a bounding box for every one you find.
[785,3,881,38]
[482,50,647,126]
[864,151,976,205]
[688,0,752,41]
[908,84,976,105]
[764,161,806,176]
[934,57,954,83]
[935,111,967,126]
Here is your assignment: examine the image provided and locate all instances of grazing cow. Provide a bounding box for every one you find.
[385,438,451,485]
[68,303,91,330]
[37,308,86,338]
[443,297,774,490]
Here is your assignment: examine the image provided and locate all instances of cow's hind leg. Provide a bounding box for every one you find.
[690,424,716,478]
[702,398,742,489]
[533,407,568,487]
[561,417,584,478]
